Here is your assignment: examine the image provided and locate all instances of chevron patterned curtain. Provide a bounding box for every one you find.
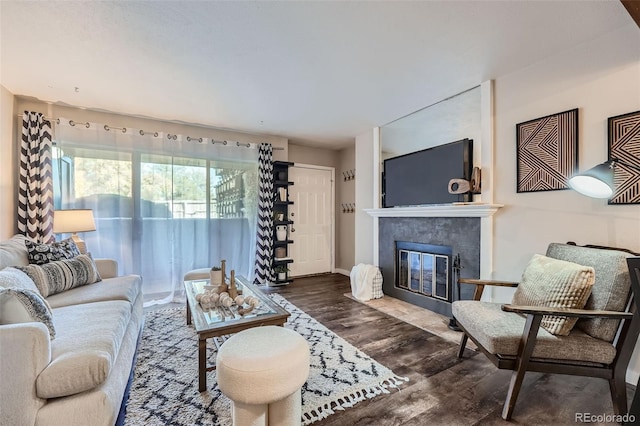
[18,111,55,243]
[254,143,275,284]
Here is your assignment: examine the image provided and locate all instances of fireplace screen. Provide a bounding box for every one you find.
[396,242,452,301]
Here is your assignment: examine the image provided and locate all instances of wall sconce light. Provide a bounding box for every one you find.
[568,159,640,199]
[53,209,96,253]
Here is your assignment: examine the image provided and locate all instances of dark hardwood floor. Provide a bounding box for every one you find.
[264,274,635,426]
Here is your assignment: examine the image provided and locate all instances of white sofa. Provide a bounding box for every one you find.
[0,235,144,426]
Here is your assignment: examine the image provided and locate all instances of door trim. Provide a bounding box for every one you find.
[290,163,335,275]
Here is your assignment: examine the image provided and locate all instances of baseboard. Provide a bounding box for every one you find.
[333,268,350,276]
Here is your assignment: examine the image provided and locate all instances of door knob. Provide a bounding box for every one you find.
[291,227,296,233]
[290,212,295,217]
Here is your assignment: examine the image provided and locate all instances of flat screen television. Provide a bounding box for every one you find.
[382,138,473,207]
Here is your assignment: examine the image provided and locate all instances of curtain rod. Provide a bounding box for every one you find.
[17,113,285,150]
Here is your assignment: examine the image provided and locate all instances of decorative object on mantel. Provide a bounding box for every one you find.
[448,167,481,195]
[516,108,578,193]
[608,110,640,205]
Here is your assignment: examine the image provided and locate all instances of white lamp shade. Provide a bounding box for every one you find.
[567,160,616,199]
[568,175,614,199]
[53,209,96,233]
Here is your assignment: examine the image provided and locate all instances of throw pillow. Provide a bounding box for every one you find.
[512,254,595,336]
[15,253,102,298]
[25,238,81,265]
[0,268,55,339]
[0,266,41,293]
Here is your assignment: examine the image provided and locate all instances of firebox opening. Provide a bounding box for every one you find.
[395,241,453,303]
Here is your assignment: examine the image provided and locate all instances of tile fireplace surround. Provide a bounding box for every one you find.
[366,204,503,317]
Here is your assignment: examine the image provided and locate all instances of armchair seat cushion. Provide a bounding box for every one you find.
[452,301,616,364]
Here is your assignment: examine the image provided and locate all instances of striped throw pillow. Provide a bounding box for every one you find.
[15,253,102,297]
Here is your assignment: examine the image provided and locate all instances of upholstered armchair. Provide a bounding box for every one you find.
[452,243,639,420]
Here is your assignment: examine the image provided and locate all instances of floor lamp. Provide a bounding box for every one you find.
[568,159,640,425]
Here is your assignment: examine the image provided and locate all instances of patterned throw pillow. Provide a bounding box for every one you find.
[512,254,595,336]
[15,253,102,298]
[25,238,81,265]
[0,267,56,339]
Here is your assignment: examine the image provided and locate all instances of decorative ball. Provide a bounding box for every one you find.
[248,298,260,308]
[195,294,203,302]
[210,293,220,304]
[220,292,229,299]
[201,295,211,305]
[234,296,245,306]
[221,297,233,307]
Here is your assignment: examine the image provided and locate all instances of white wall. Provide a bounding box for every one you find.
[0,85,16,239]
[336,145,355,273]
[492,24,640,383]
[492,24,640,289]
[354,129,376,264]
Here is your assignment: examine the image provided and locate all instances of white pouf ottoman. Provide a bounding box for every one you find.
[216,326,310,426]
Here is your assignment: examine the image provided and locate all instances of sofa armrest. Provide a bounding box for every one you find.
[0,323,51,425]
[95,258,118,279]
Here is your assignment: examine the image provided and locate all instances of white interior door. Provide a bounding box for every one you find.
[288,165,333,277]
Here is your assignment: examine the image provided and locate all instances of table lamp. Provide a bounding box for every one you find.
[53,209,96,253]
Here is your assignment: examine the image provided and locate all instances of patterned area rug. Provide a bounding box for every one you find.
[125,294,408,425]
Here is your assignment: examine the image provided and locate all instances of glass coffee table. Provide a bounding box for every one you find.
[184,275,290,392]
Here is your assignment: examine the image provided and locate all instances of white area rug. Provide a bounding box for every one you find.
[125,293,408,425]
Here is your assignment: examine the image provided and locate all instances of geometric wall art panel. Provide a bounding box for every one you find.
[516,108,578,193]
[608,110,640,205]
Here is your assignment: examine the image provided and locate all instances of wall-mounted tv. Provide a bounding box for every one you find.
[382,138,473,207]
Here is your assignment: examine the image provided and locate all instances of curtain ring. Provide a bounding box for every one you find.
[69,120,90,128]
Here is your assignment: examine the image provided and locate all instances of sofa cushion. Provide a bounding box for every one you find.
[452,301,616,364]
[25,237,80,265]
[36,300,132,399]
[546,243,632,342]
[0,235,28,270]
[47,275,142,309]
[0,267,56,339]
[16,253,102,297]
[512,254,595,335]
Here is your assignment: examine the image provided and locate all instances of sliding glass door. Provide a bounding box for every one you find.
[53,135,259,305]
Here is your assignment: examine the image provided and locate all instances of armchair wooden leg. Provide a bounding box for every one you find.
[502,314,542,420]
[457,334,468,358]
[609,375,628,415]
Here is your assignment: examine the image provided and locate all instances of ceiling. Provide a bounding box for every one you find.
[0,1,635,149]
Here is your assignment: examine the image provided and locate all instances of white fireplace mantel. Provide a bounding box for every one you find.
[365,203,503,218]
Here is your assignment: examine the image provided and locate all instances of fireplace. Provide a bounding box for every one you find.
[378,216,480,316]
[395,241,453,302]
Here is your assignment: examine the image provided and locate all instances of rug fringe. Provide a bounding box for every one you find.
[301,375,409,425]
